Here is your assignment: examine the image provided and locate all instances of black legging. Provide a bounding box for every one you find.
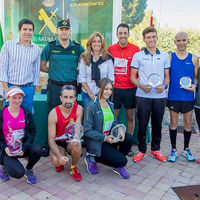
[195,107,200,131]
[95,132,134,168]
[3,144,42,179]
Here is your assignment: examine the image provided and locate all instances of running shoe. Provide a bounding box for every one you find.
[55,165,64,172]
[0,165,9,181]
[181,148,196,161]
[25,169,37,184]
[70,166,82,182]
[167,149,178,162]
[128,150,134,157]
[84,155,98,175]
[150,150,167,162]
[133,152,147,162]
[113,167,130,179]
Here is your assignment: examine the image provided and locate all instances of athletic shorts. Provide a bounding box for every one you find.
[55,140,68,150]
[167,100,194,114]
[113,88,137,109]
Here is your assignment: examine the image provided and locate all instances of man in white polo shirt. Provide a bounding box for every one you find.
[130,27,170,163]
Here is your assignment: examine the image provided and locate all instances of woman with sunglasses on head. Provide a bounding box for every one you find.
[0,86,42,184]
[78,32,114,107]
[83,78,134,179]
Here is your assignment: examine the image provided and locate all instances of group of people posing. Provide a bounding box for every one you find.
[0,18,199,184]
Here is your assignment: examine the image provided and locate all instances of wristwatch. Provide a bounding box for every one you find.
[164,83,168,89]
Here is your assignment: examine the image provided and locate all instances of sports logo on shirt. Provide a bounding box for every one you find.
[114,58,128,75]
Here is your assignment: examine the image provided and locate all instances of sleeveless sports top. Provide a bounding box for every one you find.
[168,52,194,101]
[55,103,78,137]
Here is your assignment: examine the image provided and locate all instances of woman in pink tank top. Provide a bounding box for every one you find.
[0,86,42,184]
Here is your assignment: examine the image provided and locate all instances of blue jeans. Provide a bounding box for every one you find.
[81,91,93,108]
[4,83,34,113]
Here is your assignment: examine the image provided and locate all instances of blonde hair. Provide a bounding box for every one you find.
[80,32,110,66]
[7,86,20,93]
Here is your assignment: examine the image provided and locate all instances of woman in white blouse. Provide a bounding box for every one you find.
[78,32,114,107]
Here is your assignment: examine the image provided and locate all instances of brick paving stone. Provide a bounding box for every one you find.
[123,196,139,200]
[65,184,82,193]
[86,192,107,200]
[147,188,166,199]
[2,187,20,197]
[161,193,180,200]
[154,182,171,192]
[108,191,127,200]
[46,196,61,200]
[0,182,12,192]
[23,186,43,196]
[3,131,200,200]
[129,189,146,199]
[0,193,9,200]
[135,184,152,193]
[33,191,52,200]
[54,190,73,200]
[11,192,32,200]
[97,187,115,196]
[74,188,94,199]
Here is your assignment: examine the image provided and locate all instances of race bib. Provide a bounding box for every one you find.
[114,58,128,75]
[103,121,113,135]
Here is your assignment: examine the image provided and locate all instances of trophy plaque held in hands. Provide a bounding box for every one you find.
[147,73,162,88]
[179,76,191,88]
[55,122,83,143]
[109,124,126,143]
[8,129,24,155]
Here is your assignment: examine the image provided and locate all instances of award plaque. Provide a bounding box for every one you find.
[147,73,162,88]
[109,124,126,143]
[55,122,83,143]
[180,76,192,88]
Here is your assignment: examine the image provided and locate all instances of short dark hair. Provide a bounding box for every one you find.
[61,85,76,96]
[142,27,157,38]
[18,18,34,31]
[116,23,129,33]
[98,78,113,99]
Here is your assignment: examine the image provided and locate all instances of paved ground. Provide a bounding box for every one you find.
[0,129,200,200]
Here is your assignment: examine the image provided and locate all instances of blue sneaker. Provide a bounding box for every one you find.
[168,149,178,162]
[84,155,99,175]
[25,169,37,184]
[0,165,9,181]
[113,167,130,179]
[181,148,196,162]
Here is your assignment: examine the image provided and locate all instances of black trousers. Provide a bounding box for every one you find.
[137,97,166,153]
[3,144,42,179]
[95,132,134,168]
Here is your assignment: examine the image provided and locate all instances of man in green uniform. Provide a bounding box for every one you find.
[41,19,84,111]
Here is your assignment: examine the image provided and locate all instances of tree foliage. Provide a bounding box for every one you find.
[122,0,147,29]
[128,10,200,56]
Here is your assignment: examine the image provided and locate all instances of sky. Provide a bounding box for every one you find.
[147,0,200,30]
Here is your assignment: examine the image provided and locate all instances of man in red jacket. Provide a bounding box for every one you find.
[108,23,140,155]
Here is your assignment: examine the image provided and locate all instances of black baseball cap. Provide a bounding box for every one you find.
[57,20,70,29]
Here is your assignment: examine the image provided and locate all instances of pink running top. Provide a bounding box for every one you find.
[2,107,25,150]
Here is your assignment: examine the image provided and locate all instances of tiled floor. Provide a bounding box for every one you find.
[1,129,200,200]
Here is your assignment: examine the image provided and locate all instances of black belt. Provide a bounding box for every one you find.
[10,82,32,87]
[48,79,77,87]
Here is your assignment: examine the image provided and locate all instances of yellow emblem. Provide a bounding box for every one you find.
[72,50,75,54]
[62,21,68,25]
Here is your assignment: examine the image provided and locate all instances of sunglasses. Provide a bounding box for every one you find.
[62,84,76,90]
[62,85,77,95]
